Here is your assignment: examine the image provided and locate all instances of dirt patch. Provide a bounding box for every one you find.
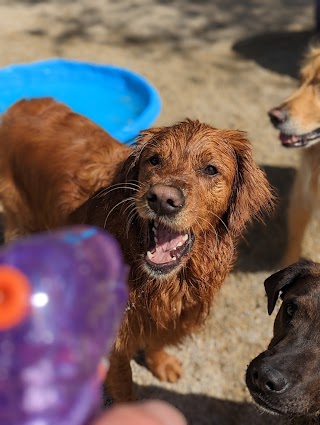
[0,1,317,423]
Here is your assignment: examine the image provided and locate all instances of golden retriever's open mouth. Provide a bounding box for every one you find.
[280,129,320,148]
[145,221,194,274]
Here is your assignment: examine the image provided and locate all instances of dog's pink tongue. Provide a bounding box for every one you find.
[157,225,183,250]
[152,224,185,264]
[280,133,300,146]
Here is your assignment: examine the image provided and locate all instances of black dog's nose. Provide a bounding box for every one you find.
[268,108,287,128]
[250,364,288,393]
[147,184,185,216]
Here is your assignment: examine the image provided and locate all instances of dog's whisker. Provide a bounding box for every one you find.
[122,199,136,216]
[196,216,219,245]
[206,210,232,241]
[122,201,136,221]
[94,182,140,199]
[103,197,136,229]
[125,208,138,238]
[99,181,140,192]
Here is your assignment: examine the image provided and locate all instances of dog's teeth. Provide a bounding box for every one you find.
[147,251,154,260]
[177,242,183,247]
[182,234,188,242]
[154,236,158,243]
[152,227,157,235]
[154,221,158,228]
[171,256,177,261]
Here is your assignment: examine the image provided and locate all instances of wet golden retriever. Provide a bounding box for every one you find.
[0,98,274,401]
[268,45,320,266]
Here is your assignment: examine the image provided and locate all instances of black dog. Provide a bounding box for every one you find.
[246,259,320,422]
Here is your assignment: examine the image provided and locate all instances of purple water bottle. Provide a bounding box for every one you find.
[0,226,128,425]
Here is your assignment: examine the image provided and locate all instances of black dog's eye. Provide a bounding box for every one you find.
[203,165,218,176]
[285,302,296,317]
[149,155,160,166]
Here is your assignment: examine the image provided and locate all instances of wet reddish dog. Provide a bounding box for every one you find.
[0,98,274,401]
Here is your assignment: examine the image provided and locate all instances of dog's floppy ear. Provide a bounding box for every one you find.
[225,131,275,237]
[264,259,318,315]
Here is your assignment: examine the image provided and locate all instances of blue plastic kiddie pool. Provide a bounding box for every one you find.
[0,58,162,145]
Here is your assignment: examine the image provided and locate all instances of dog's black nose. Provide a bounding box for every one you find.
[250,364,288,393]
[268,108,287,128]
[147,184,185,216]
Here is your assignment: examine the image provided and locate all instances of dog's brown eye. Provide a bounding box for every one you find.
[149,155,160,166]
[203,165,218,176]
[285,302,296,317]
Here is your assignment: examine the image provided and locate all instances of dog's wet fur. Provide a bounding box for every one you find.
[0,98,274,402]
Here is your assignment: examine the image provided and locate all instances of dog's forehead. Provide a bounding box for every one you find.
[144,128,236,158]
[284,276,320,302]
[300,47,320,79]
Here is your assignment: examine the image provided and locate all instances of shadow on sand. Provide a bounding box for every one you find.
[233,30,318,79]
[235,164,296,273]
[131,384,278,425]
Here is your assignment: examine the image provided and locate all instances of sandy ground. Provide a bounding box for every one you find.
[0,1,318,424]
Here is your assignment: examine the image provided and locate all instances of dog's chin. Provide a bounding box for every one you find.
[279,130,320,148]
[143,220,195,277]
[249,391,286,416]
[249,390,315,418]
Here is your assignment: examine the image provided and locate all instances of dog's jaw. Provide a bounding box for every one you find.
[248,393,283,417]
[143,220,195,277]
[279,130,320,148]
[269,112,320,148]
[248,387,320,419]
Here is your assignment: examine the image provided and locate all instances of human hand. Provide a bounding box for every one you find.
[92,400,187,425]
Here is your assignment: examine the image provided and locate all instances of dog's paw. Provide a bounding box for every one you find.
[145,350,183,382]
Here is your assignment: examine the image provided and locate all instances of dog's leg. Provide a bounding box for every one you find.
[283,168,313,267]
[145,348,183,382]
[105,350,136,402]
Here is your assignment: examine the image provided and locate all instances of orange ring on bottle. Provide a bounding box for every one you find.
[0,265,31,330]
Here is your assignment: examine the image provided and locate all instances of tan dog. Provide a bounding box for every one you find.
[0,98,274,402]
[268,45,320,266]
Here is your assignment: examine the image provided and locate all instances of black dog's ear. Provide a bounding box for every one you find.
[264,259,318,315]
